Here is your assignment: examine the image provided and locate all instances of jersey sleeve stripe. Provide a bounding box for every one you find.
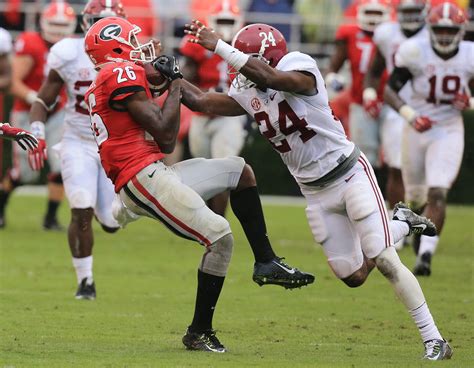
[108,85,146,111]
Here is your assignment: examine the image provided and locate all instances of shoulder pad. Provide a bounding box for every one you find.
[395,39,423,70]
[373,22,397,46]
[276,52,317,72]
[49,38,81,66]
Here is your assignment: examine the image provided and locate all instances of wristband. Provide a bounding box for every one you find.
[325,72,344,86]
[26,90,38,105]
[214,39,249,71]
[399,104,417,123]
[35,97,54,112]
[30,121,45,139]
[362,87,377,103]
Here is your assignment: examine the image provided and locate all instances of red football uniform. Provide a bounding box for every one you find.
[85,61,165,192]
[335,24,387,104]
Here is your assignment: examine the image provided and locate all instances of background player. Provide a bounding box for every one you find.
[179,20,452,360]
[0,2,77,230]
[180,0,247,216]
[364,0,429,248]
[326,0,407,221]
[27,0,126,300]
[384,2,474,276]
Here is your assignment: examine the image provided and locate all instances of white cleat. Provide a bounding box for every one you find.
[423,339,453,360]
[392,202,437,236]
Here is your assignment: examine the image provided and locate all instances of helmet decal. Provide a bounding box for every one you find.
[99,24,122,41]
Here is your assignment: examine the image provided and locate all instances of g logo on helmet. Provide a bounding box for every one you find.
[99,24,122,41]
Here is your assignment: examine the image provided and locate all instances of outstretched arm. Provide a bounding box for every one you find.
[384,66,412,112]
[30,69,64,123]
[364,48,386,91]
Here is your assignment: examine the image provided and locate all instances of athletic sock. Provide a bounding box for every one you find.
[45,200,61,221]
[410,302,443,342]
[189,270,225,333]
[389,220,410,244]
[0,190,11,216]
[72,256,93,284]
[230,186,276,263]
[418,235,439,256]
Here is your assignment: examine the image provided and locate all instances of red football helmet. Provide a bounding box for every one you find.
[82,0,126,32]
[357,0,391,32]
[84,17,155,68]
[428,3,467,54]
[40,1,77,44]
[397,0,429,32]
[208,0,243,42]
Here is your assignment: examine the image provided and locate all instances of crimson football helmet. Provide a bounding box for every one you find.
[428,3,467,54]
[82,0,126,32]
[397,0,429,32]
[40,1,77,44]
[357,0,391,32]
[84,17,155,67]
[208,0,243,42]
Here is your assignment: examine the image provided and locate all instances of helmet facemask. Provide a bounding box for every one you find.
[398,6,427,32]
[228,54,268,91]
[357,5,390,32]
[429,25,465,54]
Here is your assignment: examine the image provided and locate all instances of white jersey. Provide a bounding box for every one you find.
[374,22,427,100]
[395,38,474,124]
[229,52,354,184]
[48,37,96,139]
[0,28,12,54]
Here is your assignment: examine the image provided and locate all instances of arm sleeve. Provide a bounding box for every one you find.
[388,67,413,92]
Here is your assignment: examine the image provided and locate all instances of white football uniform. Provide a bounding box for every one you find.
[47,37,117,227]
[394,38,474,205]
[229,52,394,278]
[0,28,12,54]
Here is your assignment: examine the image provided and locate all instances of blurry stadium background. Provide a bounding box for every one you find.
[0,0,473,202]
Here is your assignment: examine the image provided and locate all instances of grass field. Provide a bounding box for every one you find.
[0,196,473,367]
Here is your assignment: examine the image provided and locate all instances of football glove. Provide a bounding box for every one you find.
[0,123,39,151]
[28,121,48,171]
[152,55,183,81]
[452,91,470,111]
[412,116,433,133]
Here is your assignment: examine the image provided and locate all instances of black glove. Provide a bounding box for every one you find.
[152,55,183,81]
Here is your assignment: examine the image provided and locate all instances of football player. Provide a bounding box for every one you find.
[364,0,429,248]
[327,0,408,222]
[384,2,474,276]
[0,123,38,151]
[178,20,452,360]
[180,0,246,216]
[83,17,314,352]
[27,0,126,300]
[0,2,76,230]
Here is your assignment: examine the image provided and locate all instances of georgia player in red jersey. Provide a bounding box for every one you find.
[84,16,314,352]
[0,2,76,230]
[180,0,246,217]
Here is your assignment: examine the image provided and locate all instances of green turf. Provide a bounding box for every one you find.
[0,196,473,367]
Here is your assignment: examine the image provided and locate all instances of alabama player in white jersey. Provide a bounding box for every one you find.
[27,0,127,300]
[364,0,429,248]
[177,21,452,359]
[385,2,474,276]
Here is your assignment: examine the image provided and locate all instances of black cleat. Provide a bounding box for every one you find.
[182,328,226,353]
[75,277,96,300]
[393,203,437,236]
[43,217,64,231]
[423,339,453,360]
[413,252,432,276]
[253,257,315,289]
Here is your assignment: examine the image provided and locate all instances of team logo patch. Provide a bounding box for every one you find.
[79,68,90,79]
[99,24,122,41]
[251,97,261,111]
[426,64,435,75]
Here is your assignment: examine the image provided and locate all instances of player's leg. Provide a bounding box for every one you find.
[94,165,120,234]
[172,157,315,288]
[355,155,451,359]
[207,115,247,217]
[120,162,232,351]
[42,110,65,230]
[415,123,464,276]
[61,139,100,299]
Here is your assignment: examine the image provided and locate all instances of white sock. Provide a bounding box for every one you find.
[72,256,93,284]
[390,220,409,244]
[410,302,443,342]
[418,235,439,256]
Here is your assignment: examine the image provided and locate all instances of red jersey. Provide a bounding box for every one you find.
[85,61,165,192]
[335,24,387,104]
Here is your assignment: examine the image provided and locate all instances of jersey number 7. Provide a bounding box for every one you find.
[254,100,316,153]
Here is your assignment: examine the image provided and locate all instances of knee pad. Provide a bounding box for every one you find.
[360,232,386,259]
[328,254,363,280]
[69,188,94,209]
[199,233,234,277]
[345,183,376,221]
[47,172,63,184]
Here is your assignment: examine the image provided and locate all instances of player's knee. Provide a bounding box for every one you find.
[375,247,402,281]
[427,187,447,207]
[47,172,63,184]
[345,183,376,221]
[69,188,94,209]
[360,232,386,259]
[406,186,427,210]
[342,268,369,288]
[100,223,120,233]
[199,233,234,277]
[71,208,94,231]
[235,161,256,190]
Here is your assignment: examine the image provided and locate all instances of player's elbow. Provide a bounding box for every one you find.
[155,133,177,154]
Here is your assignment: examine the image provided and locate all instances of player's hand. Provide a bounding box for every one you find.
[412,116,433,132]
[0,123,39,151]
[364,99,382,118]
[152,55,183,81]
[452,91,470,111]
[28,138,47,170]
[325,72,345,93]
[184,19,220,52]
[151,39,162,56]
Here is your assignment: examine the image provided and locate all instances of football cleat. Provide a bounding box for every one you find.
[392,202,437,236]
[182,328,226,353]
[43,216,64,231]
[423,339,453,360]
[75,277,96,300]
[413,252,432,276]
[253,257,315,289]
